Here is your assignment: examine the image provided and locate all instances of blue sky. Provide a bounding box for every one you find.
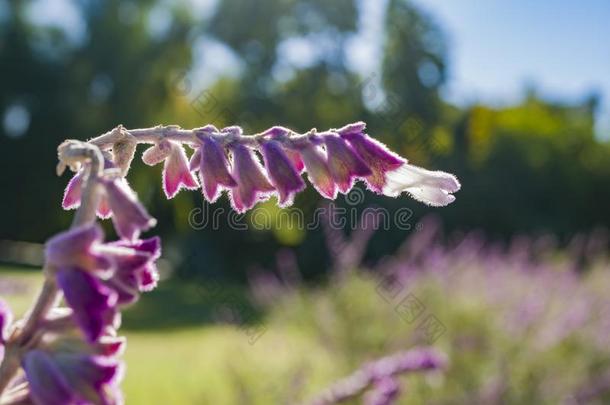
[412,0,610,137]
[19,0,610,138]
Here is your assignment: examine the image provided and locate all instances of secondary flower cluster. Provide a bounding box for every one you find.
[5,160,160,403]
[63,122,460,214]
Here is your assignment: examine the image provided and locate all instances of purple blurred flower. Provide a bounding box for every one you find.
[0,299,11,347]
[308,347,445,405]
[260,140,305,206]
[23,350,123,405]
[56,269,118,342]
[143,140,199,199]
[22,350,75,405]
[104,236,162,304]
[103,178,157,241]
[45,224,112,274]
[228,143,275,213]
[364,377,400,405]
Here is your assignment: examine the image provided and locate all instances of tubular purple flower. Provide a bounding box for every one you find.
[197,134,237,203]
[45,224,112,274]
[143,140,199,199]
[228,143,275,213]
[22,350,75,405]
[163,141,199,198]
[264,126,305,173]
[297,142,336,199]
[103,178,157,241]
[338,123,405,193]
[23,350,123,405]
[53,353,123,405]
[323,134,372,193]
[260,140,305,206]
[56,268,118,342]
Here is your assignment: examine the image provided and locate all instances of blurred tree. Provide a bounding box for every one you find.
[1,0,609,281]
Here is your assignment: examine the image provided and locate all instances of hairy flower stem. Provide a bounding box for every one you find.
[0,142,104,399]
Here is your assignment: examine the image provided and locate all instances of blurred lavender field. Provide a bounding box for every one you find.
[244,217,610,404]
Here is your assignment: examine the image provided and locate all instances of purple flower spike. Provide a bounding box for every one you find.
[197,135,237,203]
[229,143,275,213]
[56,268,118,342]
[298,143,336,199]
[22,350,75,405]
[104,179,157,241]
[260,140,305,206]
[338,125,404,193]
[383,163,461,206]
[0,299,12,345]
[45,224,112,273]
[324,134,372,193]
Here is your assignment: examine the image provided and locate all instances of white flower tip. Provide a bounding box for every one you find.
[383,163,461,206]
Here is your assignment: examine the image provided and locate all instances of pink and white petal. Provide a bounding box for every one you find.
[62,171,84,210]
[162,142,199,199]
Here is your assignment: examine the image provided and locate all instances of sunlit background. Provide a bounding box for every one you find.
[1,0,610,403]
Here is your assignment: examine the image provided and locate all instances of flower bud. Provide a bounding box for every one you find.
[260,140,305,206]
[324,134,372,193]
[297,143,336,199]
[339,127,404,193]
[56,269,118,342]
[197,135,237,203]
[103,179,157,241]
[229,143,275,213]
